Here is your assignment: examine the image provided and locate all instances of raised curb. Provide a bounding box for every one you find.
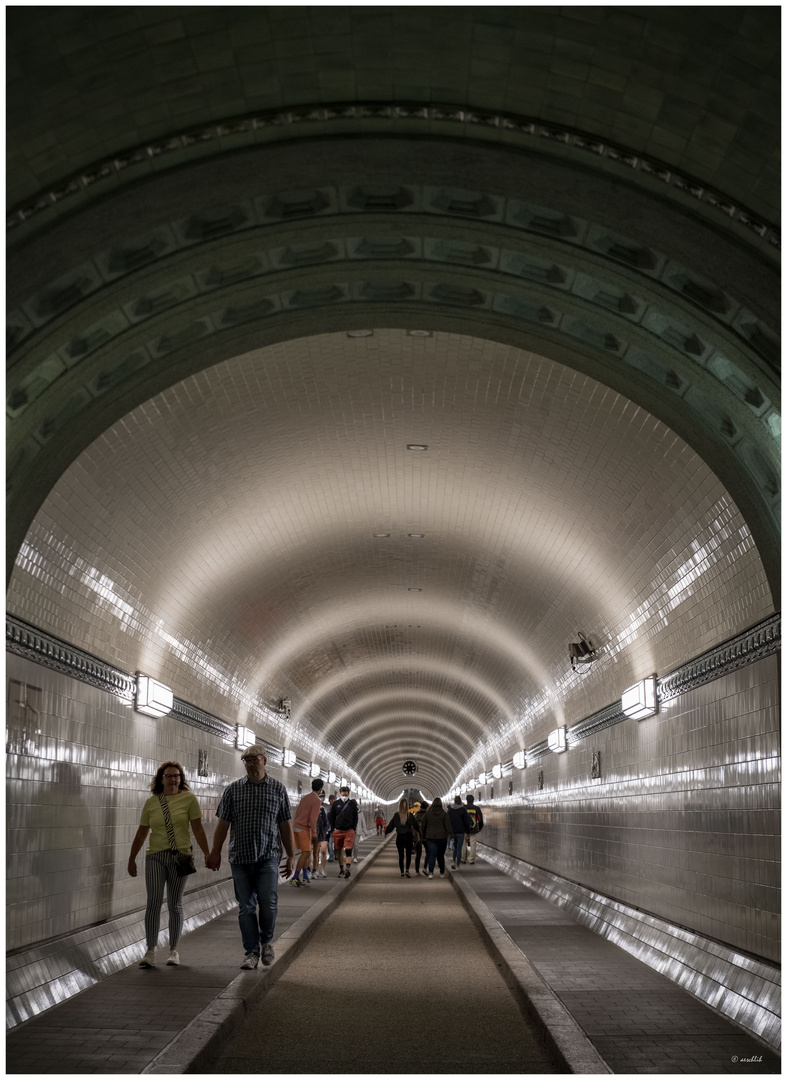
[449,867,613,1075]
[142,837,391,1074]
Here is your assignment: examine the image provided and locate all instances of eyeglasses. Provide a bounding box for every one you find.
[163,773,181,780]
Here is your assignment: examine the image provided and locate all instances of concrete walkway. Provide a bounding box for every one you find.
[204,840,560,1075]
[5,838,780,1074]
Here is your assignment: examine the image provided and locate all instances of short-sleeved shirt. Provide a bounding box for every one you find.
[140,791,202,854]
[216,774,291,864]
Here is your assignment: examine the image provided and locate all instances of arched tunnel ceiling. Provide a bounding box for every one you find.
[6,7,780,798]
[8,331,774,797]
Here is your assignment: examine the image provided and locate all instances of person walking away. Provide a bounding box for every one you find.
[329,785,358,878]
[421,797,452,878]
[326,793,337,861]
[206,745,294,968]
[447,795,471,870]
[384,797,419,876]
[291,777,324,886]
[464,794,484,863]
[314,799,331,877]
[375,810,385,835]
[128,761,210,968]
[413,801,429,876]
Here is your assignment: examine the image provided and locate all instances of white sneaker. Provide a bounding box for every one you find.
[166,949,180,965]
[139,948,155,967]
[428,872,433,878]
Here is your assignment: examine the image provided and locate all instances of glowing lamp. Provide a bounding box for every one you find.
[622,676,658,719]
[236,725,256,750]
[548,726,567,753]
[328,770,337,784]
[492,763,502,779]
[513,750,526,770]
[283,748,296,767]
[310,762,321,778]
[135,675,173,718]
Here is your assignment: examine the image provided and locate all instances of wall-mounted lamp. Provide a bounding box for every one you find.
[460,782,468,794]
[328,770,337,784]
[513,750,526,770]
[492,763,502,779]
[340,776,348,787]
[135,675,173,718]
[283,748,296,767]
[236,725,256,750]
[310,762,321,778]
[548,726,567,753]
[569,632,596,670]
[622,676,658,719]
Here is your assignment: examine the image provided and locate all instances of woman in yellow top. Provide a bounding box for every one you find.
[127,761,209,968]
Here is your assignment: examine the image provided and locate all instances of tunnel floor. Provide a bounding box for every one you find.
[203,839,558,1075]
[6,835,780,1074]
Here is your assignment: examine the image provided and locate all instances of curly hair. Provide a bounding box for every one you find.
[150,761,190,794]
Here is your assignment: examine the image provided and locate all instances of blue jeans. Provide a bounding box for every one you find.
[425,838,447,874]
[230,856,280,957]
[451,833,465,866]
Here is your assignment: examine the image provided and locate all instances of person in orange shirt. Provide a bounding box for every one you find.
[291,777,324,886]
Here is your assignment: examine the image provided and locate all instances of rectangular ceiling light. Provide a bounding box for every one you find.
[548,726,567,753]
[135,675,173,718]
[622,676,658,719]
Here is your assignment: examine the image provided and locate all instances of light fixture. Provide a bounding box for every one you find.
[407,330,432,337]
[347,329,373,337]
[460,782,467,794]
[548,726,567,753]
[513,750,526,770]
[406,444,429,451]
[373,532,391,537]
[310,762,321,778]
[408,533,425,538]
[135,675,173,718]
[621,676,658,719]
[492,763,502,779]
[283,748,296,767]
[236,725,256,750]
[328,770,337,784]
[408,587,422,592]
[569,632,596,670]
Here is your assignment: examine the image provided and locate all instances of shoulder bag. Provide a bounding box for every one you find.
[157,794,197,876]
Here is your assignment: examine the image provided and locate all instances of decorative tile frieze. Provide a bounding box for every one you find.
[7,102,779,248]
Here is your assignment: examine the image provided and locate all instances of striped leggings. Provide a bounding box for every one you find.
[144,850,187,948]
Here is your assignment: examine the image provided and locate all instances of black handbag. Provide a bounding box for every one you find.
[158,795,197,876]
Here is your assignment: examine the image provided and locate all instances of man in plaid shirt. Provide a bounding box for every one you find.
[207,745,294,968]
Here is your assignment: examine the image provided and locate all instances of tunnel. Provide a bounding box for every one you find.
[6,6,780,1072]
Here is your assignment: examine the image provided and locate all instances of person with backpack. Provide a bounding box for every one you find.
[329,785,359,878]
[384,797,420,877]
[447,795,472,870]
[413,801,429,876]
[463,794,484,864]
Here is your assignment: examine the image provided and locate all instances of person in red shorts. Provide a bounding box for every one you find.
[375,811,385,835]
[329,785,358,878]
[290,777,324,886]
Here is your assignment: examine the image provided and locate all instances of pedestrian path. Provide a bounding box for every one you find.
[455,855,780,1075]
[5,836,384,1075]
[5,838,780,1074]
[203,840,560,1074]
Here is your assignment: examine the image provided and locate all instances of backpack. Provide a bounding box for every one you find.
[334,799,356,831]
[466,806,480,834]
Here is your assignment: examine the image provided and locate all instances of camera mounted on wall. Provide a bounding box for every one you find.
[569,632,597,672]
